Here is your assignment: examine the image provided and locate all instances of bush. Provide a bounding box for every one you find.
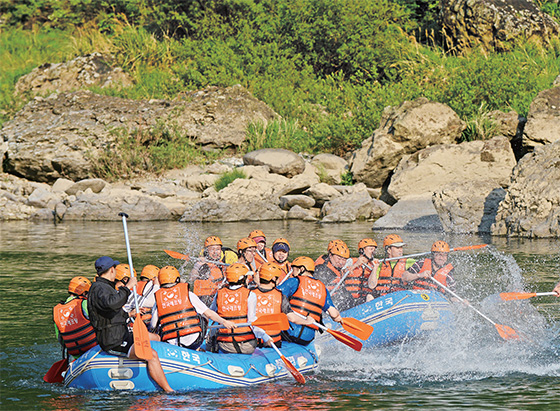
[214,169,247,191]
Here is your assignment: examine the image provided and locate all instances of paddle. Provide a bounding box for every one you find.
[43,358,68,383]
[164,250,230,266]
[341,317,374,340]
[294,313,362,351]
[498,291,557,301]
[208,313,289,331]
[119,212,153,360]
[269,341,306,384]
[430,277,520,341]
[384,243,488,262]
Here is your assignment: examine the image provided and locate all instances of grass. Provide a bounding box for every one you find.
[214,169,247,191]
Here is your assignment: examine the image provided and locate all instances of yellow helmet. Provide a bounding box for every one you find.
[205,236,223,247]
[140,265,160,281]
[383,234,405,248]
[432,241,450,253]
[115,264,135,281]
[358,238,377,250]
[68,276,91,296]
[292,256,315,273]
[226,263,249,283]
[330,242,350,259]
[259,263,284,281]
[158,266,180,286]
[237,237,257,251]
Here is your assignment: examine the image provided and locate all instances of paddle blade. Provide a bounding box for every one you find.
[342,317,374,340]
[280,354,306,384]
[499,292,537,301]
[326,329,362,351]
[164,249,190,261]
[133,316,153,360]
[495,323,521,341]
[43,359,68,383]
[253,313,290,331]
[452,244,488,252]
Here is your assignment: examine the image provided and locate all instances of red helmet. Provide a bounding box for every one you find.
[158,266,180,286]
[259,263,283,281]
[115,264,135,281]
[237,237,257,251]
[205,236,223,247]
[330,242,350,259]
[383,234,405,248]
[432,241,450,253]
[68,276,91,296]
[291,256,315,273]
[140,265,160,280]
[226,263,250,283]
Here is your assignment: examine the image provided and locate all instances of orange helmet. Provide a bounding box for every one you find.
[292,256,315,273]
[115,264,135,281]
[205,236,223,247]
[432,241,450,253]
[237,237,257,251]
[140,265,160,280]
[226,263,249,283]
[272,238,290,252]
[68,276,91,296]
[358,238,377,250]
[259,263,283,281]
[330,242,350,259]
[327,239,345,252]
[158,266,180,286]
[383,234,405,248]
[248,230,266,241]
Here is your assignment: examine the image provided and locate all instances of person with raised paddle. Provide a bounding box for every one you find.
[123,264,160,325]
[53,276,98,360]
[88,256,173,392]
[367,234,416,300]
[190,236,228,305]
[210,263,271,354]
[150,266,235,350]
[270,238,292,283]
[115,263,135,290]
[277,256,343,346]
[402,240,457,296]
[248,229,273,269]
[315,241,354,310]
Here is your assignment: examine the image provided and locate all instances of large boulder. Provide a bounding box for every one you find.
[350,98,466,188]
[243,149,305,178]
[311,153,348,184]
[441,0,560,52]
[522,86,560,151]
[433,180,506,233]
[388,136,516,200]
[491,140,560,237]
[372,194,443,230]
[14,53,132,96]
[2,86,278,182]
[321,184,389,223]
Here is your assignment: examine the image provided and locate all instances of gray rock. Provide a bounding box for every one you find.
[523,86,560,150]
[311,153,348,184]
[373,194,443,230]
[279,194,315,210]
[65,178,107,195]
[52,178,75,192]
[54,202,67,222]
[287,205,314,219]
[275,163,321,196]
[243,148,305,177]
[26,187,60,209]
[303,183,342,207]
[321,186,389,223]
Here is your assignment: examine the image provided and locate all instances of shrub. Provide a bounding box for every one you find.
[214,169,247,191]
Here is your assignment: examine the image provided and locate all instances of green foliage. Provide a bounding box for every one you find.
[461,103,500,142]
[214,169,247,191]
[340,170,354,186]
[244,118,313,153]
[539,1,560,21]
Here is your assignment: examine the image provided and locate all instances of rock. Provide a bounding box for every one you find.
[2,86,278,182]
[279,195,315,210]
[185,174,219,192]
[491,140,560,237]
[488,110,524,140]
[14,53,132,96]
[287,205,314,219]
[523,86,560,150]
[388,136,516,200]
[26,187,60,209]
[243,149,305,177]
[65,178,107,195]
[311,153,348,184]
[303,183,342,207]
[275,163,321,196]
[433,180,506,233]
[321,186,389,223]
[0,140,7,169]
[350,98,466,188]
[54,202,67,221]
[441,0,560,52]
[373,194,443,230]
[52,178,75,192]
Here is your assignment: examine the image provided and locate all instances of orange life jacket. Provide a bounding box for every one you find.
[289,276,327,328]
[320,260,345,292]
[345,258,374,299]
[411,259,454,293]
[254,248,273,269]
[315,254,328,266]
[53,298,98,357]
[154,283,202,342]
[136,281,154,325]
[252,288,283,344]
[272,260,292,284]
[216,287,256,343]
[193,262,225,297]
[375,259,409,296]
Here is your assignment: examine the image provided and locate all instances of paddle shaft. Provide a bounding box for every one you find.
[330,258,360,294]
[270,340,306,383]
[384,244,488,262]
[120,214,140,313]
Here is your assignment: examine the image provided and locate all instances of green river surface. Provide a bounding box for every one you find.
[1,220,559,410]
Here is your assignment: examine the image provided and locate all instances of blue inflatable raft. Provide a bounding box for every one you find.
[322,290,455,348]
[64,341,318,391]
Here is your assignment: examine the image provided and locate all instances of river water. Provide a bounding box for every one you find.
[1,220,559,410]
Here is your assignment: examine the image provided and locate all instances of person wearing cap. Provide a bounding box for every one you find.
[191,236,228,305]
[342,239,380,306]
[277,256,342,345]
[402,241,456,296]
[87,256,173,392]
[210,263,270,354]
[314,240,355,310]
[270,238,292,283]
[150,266,235,350]
[248,229,273,269]
[53,276,98,360]
[368,234,416,299]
